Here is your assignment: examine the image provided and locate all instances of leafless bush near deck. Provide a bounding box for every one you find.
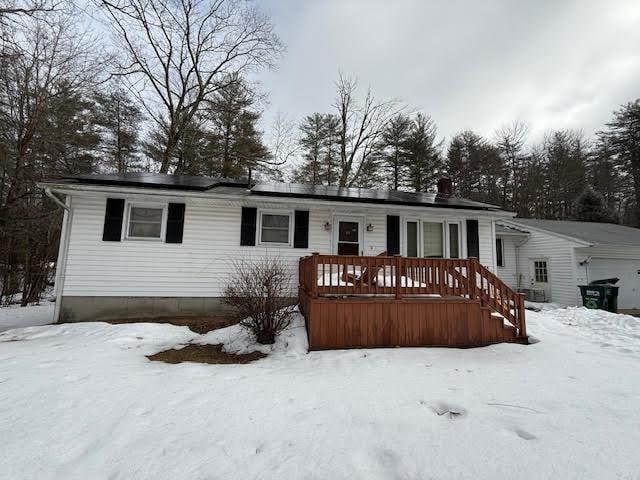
[223,257,295,345]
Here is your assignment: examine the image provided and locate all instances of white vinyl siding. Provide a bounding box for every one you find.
[496,235,519,289]
[478,218,496,271]
[61,193,503,298]
[507,223,584,305]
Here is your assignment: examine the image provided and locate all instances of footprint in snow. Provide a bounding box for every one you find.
[514,428,537,440]
[432,401,467,419]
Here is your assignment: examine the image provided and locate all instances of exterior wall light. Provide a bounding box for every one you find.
[366,223,374,232]
[324,221,332,231]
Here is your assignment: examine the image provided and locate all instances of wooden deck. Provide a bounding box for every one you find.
[299,254,527,350]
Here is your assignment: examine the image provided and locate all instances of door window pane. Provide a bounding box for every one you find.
[449,223,459,258]
[423,222,443,257]
[338,222,359,242]
[261,214,290,243]
[338,221,359,255]
[128,206,163,238]
[406,221,418,257]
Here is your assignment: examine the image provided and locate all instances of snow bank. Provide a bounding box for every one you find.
[0,306,638,479]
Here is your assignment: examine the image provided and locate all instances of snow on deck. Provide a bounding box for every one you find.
[0,306,638,479]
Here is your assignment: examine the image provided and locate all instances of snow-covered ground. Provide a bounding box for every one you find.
[0,302,54,332]
[0,306,639,479]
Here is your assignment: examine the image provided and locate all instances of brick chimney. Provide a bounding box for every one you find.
[436,177,453,197]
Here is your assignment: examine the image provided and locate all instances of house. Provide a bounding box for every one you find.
[40,173,527,349]
[496,219,640,310]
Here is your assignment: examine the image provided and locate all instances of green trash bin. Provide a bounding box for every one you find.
[578,278,620,313]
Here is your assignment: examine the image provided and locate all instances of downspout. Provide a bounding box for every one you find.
[45,188,72,323]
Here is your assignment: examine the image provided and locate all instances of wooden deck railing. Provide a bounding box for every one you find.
[299,253,526,338]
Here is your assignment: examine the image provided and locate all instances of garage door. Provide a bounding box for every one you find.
[589,259,640,310]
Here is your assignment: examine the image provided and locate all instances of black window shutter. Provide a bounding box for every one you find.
[386,215,400,255]
[166,203,185,243]
[293,210,309,248]
[102,198,125,241]
[466,219,480,259]
[240,207,257,246]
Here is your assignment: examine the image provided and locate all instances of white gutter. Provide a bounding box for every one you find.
[45,188,72,323]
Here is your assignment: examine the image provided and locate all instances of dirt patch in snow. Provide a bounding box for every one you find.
[147,343,266,365]
[105,315,239,334]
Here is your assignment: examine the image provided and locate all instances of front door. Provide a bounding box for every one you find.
[529,258,551,301]
[334,217,363,255]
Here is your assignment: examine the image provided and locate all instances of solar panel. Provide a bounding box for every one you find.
[60,173,248,191]
[51,174,503,211]
[251,182,501,211]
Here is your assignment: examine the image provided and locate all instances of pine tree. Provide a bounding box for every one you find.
[446,131,486,199]
[380,114,411,190]
[543,130,586,219]
[293,113,329,185]
[598,100,640,226]
[93,86,144,173]
[292,113,341,185]
[574,185,618,223]
[205,78,269,178]
[404,113,441,192]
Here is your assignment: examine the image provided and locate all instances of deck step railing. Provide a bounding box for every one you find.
[298,253,526,338]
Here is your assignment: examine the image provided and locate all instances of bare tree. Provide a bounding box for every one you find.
[223,257,295,345]
[0,1,61,47]
[98,0,282,173]
[265,112,299,181]
[494,120,528,210]
[334,74,402,187]
[0,8,102,304]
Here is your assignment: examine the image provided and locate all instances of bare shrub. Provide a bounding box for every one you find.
[223,257,295,345]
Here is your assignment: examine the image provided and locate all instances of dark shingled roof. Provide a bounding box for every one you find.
[509,219,640,246]
[47,173,505,211]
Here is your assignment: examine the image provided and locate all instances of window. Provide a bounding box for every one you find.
[448,223,460,259]
[534,260,548,283]
[127,205,165,239]
[259,212,291,244]
[404,220,462,258]
[496,238,504,267]
[337,220,360,255]
[406,221,419,257]
[423,222,444,258]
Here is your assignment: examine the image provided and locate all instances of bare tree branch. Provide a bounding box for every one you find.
[97,0,283,173]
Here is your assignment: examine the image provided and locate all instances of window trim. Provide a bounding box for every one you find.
[496,237,505,267]
[124,201,167,241]
[257,209,293,246]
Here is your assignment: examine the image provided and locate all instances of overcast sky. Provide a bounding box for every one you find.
[257,0,640,144]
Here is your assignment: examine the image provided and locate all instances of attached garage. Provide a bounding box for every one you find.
[497,219,640,312]
[585,258,640,310]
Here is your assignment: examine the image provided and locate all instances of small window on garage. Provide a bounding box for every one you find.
[534,260,548,283]
[259,211,291,245]
[127,204,165,240]
[496,238,504,267]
